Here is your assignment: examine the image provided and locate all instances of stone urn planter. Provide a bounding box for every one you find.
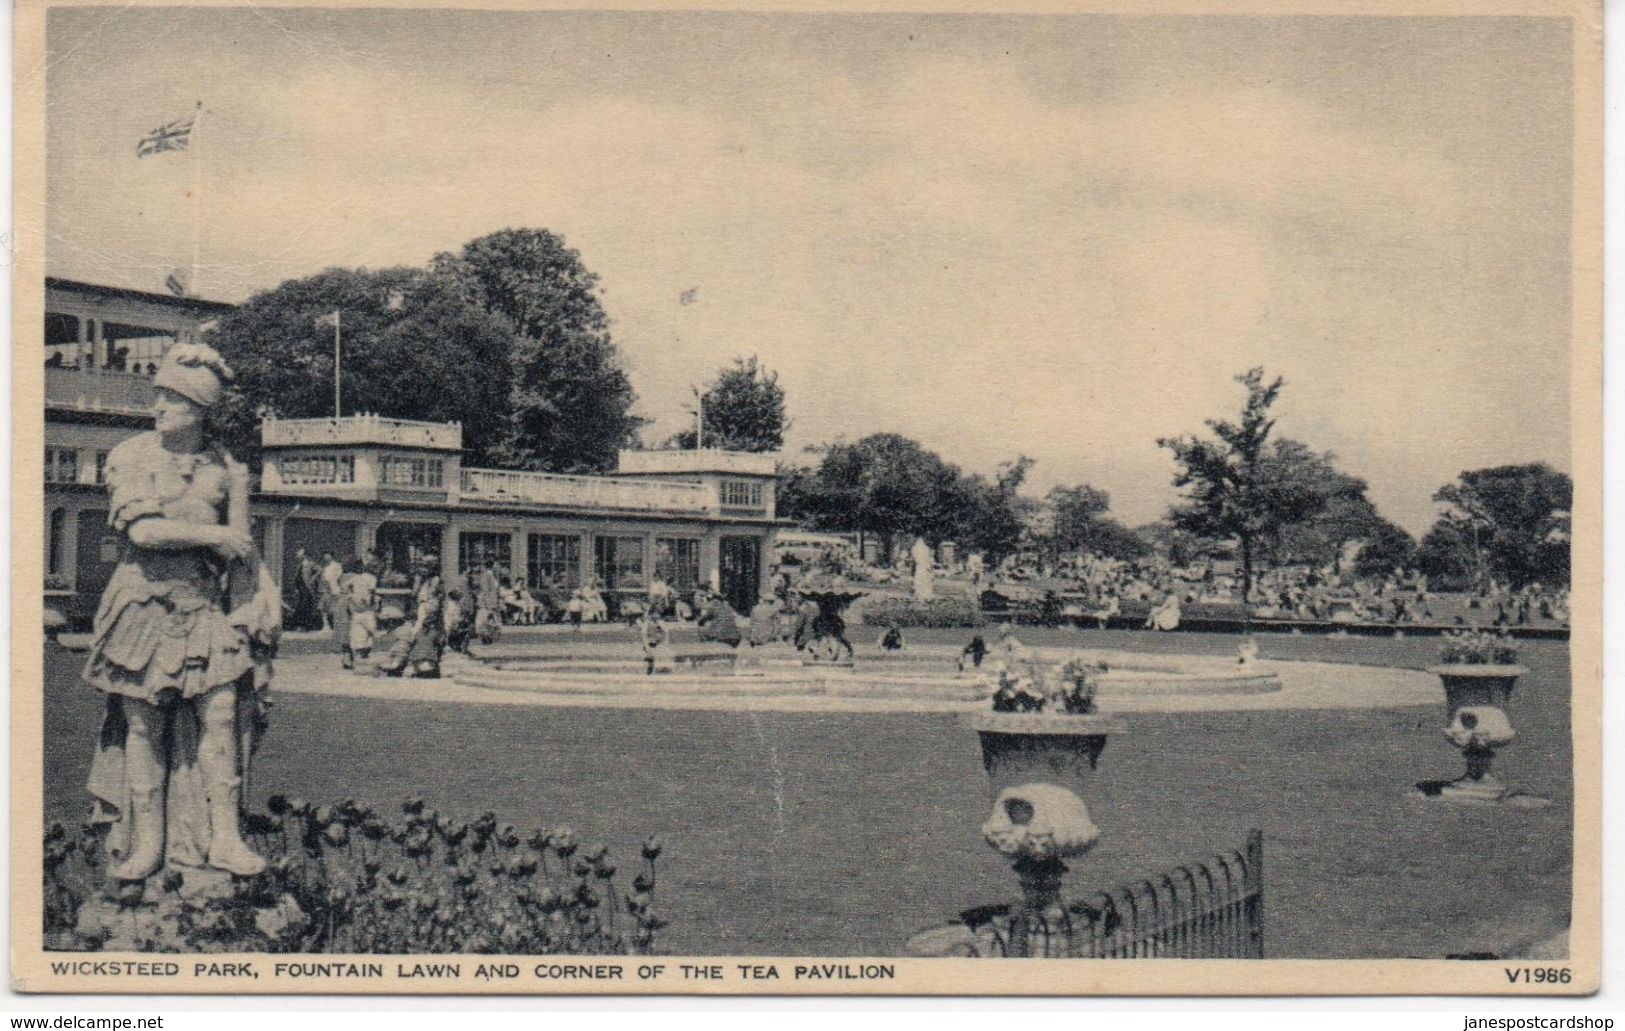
[1420,663,1527,802]
[969,711,1123,798]
[964,710,1124,956]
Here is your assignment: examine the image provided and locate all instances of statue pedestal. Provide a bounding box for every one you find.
[73,865,306,951]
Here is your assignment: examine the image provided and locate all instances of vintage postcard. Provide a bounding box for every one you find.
[10,0,1601,996]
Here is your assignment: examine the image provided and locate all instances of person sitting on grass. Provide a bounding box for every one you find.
[749,591,781,650]
[959,634,988,671]
[500,578,533,625]
[696,589,742,649]
[1090,592,1120,630]
[370,605,413,677]
[1147,593,1182,631]
[877,625,905,651]
[444,588,473,656]
[621,595,647,627]
[581,582,609,623]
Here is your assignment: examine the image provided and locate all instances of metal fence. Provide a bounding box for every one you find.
[934,830,1264,959]
[1068,829,1264,958]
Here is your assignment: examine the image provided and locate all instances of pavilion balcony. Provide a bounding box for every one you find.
[261,414,463,451]
[45,366,156,417]
[459,467,711,514]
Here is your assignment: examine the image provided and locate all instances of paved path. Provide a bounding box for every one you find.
[260,649,1441,715]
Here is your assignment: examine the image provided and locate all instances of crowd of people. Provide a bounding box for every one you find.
[286,547,881,677]
[281,542,1574,682]
[989,551,1571,630]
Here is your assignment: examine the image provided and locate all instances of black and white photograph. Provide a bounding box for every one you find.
[11,0,1601,996]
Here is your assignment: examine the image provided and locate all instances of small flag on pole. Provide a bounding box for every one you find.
[136,109,198,159]
[315,311,340,330]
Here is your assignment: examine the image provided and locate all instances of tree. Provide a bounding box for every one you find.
[1415,519,1478,589]
[799,434,954,561]
[1045,484,1110,558]
[432,228,642,473]
[1352,520,1417,579]
[1038,484,1149,561]
[1261,440,1414,574]
[1136,520,1220,568]
[206,267,515,469]
[953,457,1037,565]
[1158,368,1331,597]
[775,459,820,525]
[784,435,1033,564]
[665,356,788,452]
[1425,464,1571,588]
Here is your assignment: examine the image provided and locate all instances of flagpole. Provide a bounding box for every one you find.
[333,311,342,419]
[189,102,204,300]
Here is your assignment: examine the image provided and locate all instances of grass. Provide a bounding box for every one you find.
[41,629,1572,957]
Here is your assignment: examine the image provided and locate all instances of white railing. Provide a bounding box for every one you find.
[44,366,156,416]
[261,413,462,450]
[460,467,710,513]
[615,448,778,476]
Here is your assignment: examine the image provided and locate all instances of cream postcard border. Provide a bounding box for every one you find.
[9,0,1603,996]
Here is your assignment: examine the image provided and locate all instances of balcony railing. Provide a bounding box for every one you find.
[616,448,778,476]
[261,414,462,450]
[460,467,710,514]
[45,367,156,416]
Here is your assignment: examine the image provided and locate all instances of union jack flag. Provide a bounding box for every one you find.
[136,110,197,159]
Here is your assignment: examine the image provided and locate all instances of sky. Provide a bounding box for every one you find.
[44,10,1575,535]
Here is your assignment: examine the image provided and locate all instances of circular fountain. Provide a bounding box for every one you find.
[450,641,1307,713]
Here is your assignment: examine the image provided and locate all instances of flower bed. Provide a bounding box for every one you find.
[860,595,985,628]
[45,797,667,955]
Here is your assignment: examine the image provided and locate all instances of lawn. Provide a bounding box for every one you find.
[40,630,1573,958]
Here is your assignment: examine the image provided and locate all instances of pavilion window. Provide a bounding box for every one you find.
[100,322,177,374]
[278,453,355,485]
[720,479,765,510]
[45,447,79,484]
[44,313,84,368]
[380,455,444,488]
[527,533,581,589]
[654,538,701,590]
[594,536,646,591]
[458,532,512,576]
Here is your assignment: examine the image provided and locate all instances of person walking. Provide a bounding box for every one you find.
[342,558,377,669]
[407,554,446,677]
[295,549,321,631]
[331,558,355,667]
[476,561,503,637]
[639,608,672,675]
[319,551,343,632]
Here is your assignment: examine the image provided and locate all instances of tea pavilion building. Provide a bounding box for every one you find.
[42,278,781,623]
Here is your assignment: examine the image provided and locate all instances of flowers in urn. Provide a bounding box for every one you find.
[988,656,1106,715]
[1438,628,1520,666]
